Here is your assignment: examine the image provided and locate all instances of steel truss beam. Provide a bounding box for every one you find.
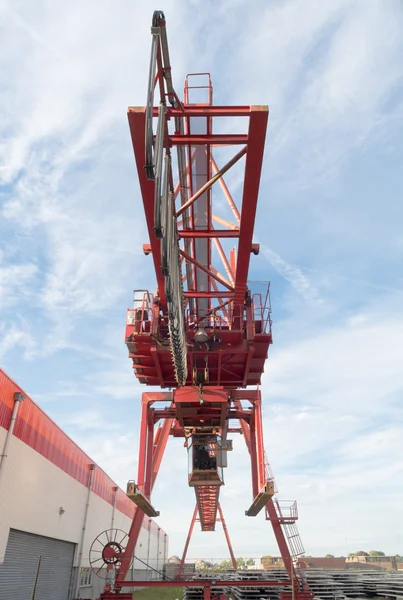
[106,388,304,597]
[127,102,268,316]
[114,394,173,590]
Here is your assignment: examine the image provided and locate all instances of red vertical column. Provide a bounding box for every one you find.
[254,393,266,489]
[137,399,149,491]
[115,394,171,589]
[240,392,298,585]
[179,504,198,576]
[249,402,259,497]
[144,407,155,499]
[217,503,237,569]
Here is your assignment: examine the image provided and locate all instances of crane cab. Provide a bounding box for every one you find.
[188,433,224,487]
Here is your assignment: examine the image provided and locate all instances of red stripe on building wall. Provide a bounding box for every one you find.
[0,402,13,430]
[0,369,165,537]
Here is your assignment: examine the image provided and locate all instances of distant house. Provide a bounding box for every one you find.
[260,555,401,572]
[167,555,181,564]
[298,557,346,570]
[346,556,398,571]
[164,555,195,578]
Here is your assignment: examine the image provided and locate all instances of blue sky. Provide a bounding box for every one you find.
[1,0,403,561]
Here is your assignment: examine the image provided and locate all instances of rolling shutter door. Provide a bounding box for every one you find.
[0,529,76,600]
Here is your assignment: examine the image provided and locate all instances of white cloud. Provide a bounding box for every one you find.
[230,0,403,186]
[1,0,403,562]
[0,321,36,360]
[60,409,121,432]
[261,245,323,305]
[257,303,403,555]
[0,251,37,307]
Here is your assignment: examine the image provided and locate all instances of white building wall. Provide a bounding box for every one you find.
[0,431,162,564]
[0,417,168,597]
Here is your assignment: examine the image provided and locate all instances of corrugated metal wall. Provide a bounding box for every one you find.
[0,367,169,599]
[0,529,75,600]
[0,368,138,518]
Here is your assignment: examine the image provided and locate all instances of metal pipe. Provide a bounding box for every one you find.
[176,146,247,218]
[184,291,234,299]
[210,265,232,289]
[179,249,233,291]
[170,133,248,146]
[212,214,238,230]
[156,527,161,573]
[147,519,151,581]
[210,278,230,323]
[211,155,241,224]
[178,229,239,239]
[74,463,95,598]
[213,237,235,285]
[0,392,24,488]
[110,486,118,530]
[30,555,42,600]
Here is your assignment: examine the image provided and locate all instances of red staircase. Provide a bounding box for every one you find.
[266,499,305,560]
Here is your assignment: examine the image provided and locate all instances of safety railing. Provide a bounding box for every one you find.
[185,305,234,331]
[251,282,272,335]
[126,290,153,334]
[128,292,272,339]
[264,453,278,494]
[265,499,305,561]
[184,73,213,105]
[269,500,299,524]
[283,521,305,558]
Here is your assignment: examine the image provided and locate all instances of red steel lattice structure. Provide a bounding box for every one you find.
[96,11,311,600]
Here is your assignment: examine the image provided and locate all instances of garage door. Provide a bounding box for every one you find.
[0,528,76,600]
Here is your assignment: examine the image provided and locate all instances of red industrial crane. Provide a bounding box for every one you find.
[94,11,312,600]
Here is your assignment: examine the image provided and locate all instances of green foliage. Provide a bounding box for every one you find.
[349,550,388,558]
[133,587,184,600]
[197,557,258,572]
[218,559,232,570]
[261,555,273,568]
[325,554,335,558]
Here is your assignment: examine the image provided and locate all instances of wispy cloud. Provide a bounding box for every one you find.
[0,321,36,360]
[261,245,323,305]
[0,250,38,307]
[1,0,403,559]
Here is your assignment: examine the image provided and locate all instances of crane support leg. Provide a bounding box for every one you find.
[217,502,237,569]
[178,502,237,577]
[232,392,298,584]
[178,504,198,576]
[114,393,173,591]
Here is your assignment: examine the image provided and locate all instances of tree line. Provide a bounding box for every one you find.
[196,557,255,571]
[263,551,403,562]
[196,552,403,571]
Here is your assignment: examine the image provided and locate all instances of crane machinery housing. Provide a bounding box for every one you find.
[93,11,312,600]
